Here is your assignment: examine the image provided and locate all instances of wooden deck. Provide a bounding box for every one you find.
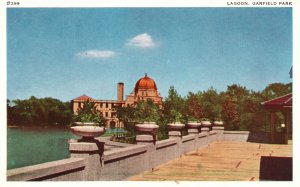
[128,141,292,181]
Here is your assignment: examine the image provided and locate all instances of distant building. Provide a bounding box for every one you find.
[71,74,163,128]
[125,74,163,107]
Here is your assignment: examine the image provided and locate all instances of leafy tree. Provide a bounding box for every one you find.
[12,97,39,125]
[116,99,162,138]
[262,83,292,100]
[226,84,249,97]
[200,88,222,121]
[185,92,203,121]
[134,99,160,123]
[72,100,106,126]
[116,105,136,138]
[7,96,72,126]
[116,105,136,124]
[163,86,185,123]
[220,83,291,132]
[7,99,22,125]
[221,93,240,130]
[238,92,268,131]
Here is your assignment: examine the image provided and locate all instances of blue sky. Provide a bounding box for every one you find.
[7,8,292,102]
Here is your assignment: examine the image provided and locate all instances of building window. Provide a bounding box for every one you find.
[106,103,108,108]
[100,103,103,108]
[111,103,115,109]
[105,112,108,117]
[78,102,81,107]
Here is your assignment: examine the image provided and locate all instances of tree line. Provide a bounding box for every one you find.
[116,83,292,140]
[7,96,72,126]
[7,83,291,132]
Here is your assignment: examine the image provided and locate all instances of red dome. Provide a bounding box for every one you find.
[134,74,157,93]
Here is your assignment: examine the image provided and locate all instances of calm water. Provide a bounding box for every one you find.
[7,126,124,169]
[7,126,77,169]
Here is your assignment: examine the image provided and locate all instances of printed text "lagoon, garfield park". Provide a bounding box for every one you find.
[227,2,292,6]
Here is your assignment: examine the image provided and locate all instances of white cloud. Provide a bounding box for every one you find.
[126,33,156,49]
[76,50,116,59]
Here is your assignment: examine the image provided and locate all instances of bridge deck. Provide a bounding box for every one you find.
[128,141,292,181]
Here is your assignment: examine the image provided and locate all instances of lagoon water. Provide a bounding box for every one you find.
[7,126,126,169]
[7,126,125,169]
[7,126,78,169]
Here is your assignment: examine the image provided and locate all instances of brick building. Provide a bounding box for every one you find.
[71,74,163,128]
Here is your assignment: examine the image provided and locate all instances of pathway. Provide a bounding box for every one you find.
[128,141,292,181]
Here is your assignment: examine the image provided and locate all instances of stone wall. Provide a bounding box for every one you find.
[7,158,85,181]
[223,131,273,143]
[9,128,257,181]
[223,131,250,142]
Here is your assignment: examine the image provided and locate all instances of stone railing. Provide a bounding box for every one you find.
[8,123,257,181]
[7,158,85,181]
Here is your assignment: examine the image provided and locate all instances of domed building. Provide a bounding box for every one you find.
[125,74,163,107]
[71,74,163,128]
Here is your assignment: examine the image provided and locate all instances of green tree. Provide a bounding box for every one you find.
[220,83,289,132]
[262,83,292,100]
[200,88,222,121]
[7,99,22,125]
[72,100,106,126]
[163,86,185,123]
[134,99,160,123]
[221,92,240,130]
[8,96,73,126]
[12,97,39,125]
[116,105,136,124]
[238,93,268,131]
[116,100,162,139]
[116,105,136,138]
[185,92,203,121]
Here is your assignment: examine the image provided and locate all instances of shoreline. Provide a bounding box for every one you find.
[7,125,70,129]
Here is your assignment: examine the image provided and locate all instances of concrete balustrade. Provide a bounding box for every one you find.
[101,144,148,180]
[213,121,225,141]
[187,121,201,135]
[135,122,159,145]
[167,123,186,138]
[198,132,208,147]
[7,158,85,181]
[136,134,155,144]
[69,140,105,180]
[213,126,225,141]
[182,134,198,154]
[7,124,234,181]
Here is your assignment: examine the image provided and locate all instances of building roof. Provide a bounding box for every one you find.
[134,74,157,93]
[72,94,95,101]
[72,95,125,104]
[261,93,292,110]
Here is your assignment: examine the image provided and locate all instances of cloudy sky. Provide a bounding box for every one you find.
[7,8,292,101]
